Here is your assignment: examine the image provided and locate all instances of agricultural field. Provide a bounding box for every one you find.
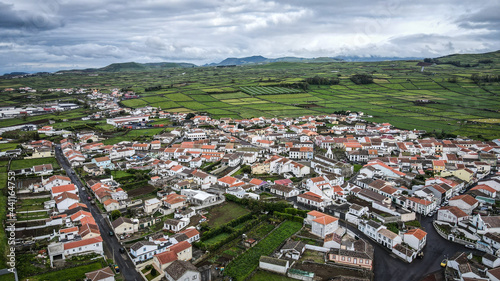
[205,201,251,227]
[10,157,60,170]
[225,221,302,280]
[1,51,499,139]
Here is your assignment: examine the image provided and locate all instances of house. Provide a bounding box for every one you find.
[153,251,178,272]
[144,198,161,214]
[280,240,306,260]
[164,218,189,232]
[487,267,500,281]
[259,256,290,274]
[111,217,138,235]
[54,192,79,211]
[33,164,54,175]
[103,199,120,212]
[164,260,200,281]
[298,192,328,209]
[403,229,427,251]
[178,227,200,243]
[449,194,479,214]
[85,267,115,281]
[63,236,104,257]
[269,184,300,198]
[51,184,78,198]
[328,238,374,270]
[43,175,72,190]
[180,189,218,206]
[311,214,340,238]
[130,241,165,263]
[163,193,187,209]
[376,228,402,249]
[405,196,436,215]
[91,156,115,170]
[437,206,469,226]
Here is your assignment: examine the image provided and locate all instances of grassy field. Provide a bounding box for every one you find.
[1,51,499,139]
[24,261,105,281]
[249,270,295,281]
[10,157,60,170]
[206,202,251,227]
[225,220,303,281]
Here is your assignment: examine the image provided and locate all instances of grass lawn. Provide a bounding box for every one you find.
[203,233,231,245]
[299,250,325,264]
[0,142,19,152]
[24,261,104,281]
[0,273,15,281]
[206,202,251,227]
[10,157,60,170]
[249,270,295,281]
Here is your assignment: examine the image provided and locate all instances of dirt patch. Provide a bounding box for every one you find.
[128,185,156,197]
[293,261,373,280]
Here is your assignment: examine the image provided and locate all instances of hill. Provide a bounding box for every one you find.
[433,50,500,65]
[58,61,196,73]
[213,55,342,66]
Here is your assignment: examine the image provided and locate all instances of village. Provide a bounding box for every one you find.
[3,87,500,281]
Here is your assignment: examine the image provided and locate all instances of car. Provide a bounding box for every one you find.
[87,196,91,200]
[119,247,125,253]
[114,265,120,273]
[440,259,447,267]
[109,231,114,236]
[465,244,475,249]
[91,200,95,205]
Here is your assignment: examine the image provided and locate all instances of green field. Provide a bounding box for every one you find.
[249,270,295,281]
[10,157,60,170]
[206,202,251,227]
[1,51,500,139]
[225,221,302,280]
[25,261,105,281]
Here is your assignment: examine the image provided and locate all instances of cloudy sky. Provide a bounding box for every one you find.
[0,0,499,73]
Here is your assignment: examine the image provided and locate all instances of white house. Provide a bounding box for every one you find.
[63,236,104,257]
[437,206,469,226]
[403,228,427,251]
[144,198,161,214]
[164,218,189,232]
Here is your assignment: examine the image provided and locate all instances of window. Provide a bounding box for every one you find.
[366,260,369,264]
[342,257,345,261]
[359,259,363,263]
[348,258,351,262]
[193,276,197,280]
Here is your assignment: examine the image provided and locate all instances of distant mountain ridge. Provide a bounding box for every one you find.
[210,55,343,66]
[4,50,499,75]
[58,61,196,73]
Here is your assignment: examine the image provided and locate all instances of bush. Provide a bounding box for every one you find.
[350,74,373,85]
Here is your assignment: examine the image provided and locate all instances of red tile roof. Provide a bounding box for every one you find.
[64,236,102,250]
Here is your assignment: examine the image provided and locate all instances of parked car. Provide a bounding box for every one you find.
[119,247,125,253]
[109,231,114,236]
[440,259,447,267]
[465,244,475,249]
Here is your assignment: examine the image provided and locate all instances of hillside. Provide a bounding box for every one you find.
[58,61,196,73]
[1,50,499,140]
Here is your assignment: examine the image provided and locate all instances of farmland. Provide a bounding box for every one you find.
[1,51,499,139]
[224,221,302,280]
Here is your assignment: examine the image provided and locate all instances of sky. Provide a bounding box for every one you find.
[0,0,499,73]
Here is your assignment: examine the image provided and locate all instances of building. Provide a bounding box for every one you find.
[259,256,290,274]
[111,217,138,235]
[164,260,200,281]
[403,229,427,251]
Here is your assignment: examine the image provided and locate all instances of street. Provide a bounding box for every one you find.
[55,146,143,281]
[295,199,477,281]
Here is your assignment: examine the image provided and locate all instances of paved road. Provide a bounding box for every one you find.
[55,146,143,281]
[292,198,477,281]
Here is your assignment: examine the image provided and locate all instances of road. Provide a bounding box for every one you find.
[55,145,143,281]
[291,198,477,281]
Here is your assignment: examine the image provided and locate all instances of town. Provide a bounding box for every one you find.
[0,85,499,281]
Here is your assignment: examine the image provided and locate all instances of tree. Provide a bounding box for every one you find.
[185,112,195,120]
[110,210,121,221]
[350,74,373,85]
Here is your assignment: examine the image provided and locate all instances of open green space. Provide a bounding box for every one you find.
[206,202,251,227]
[24,261,105,281]
[225,220,303,280]
[248,270,295,281]
[10,157,60,170]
